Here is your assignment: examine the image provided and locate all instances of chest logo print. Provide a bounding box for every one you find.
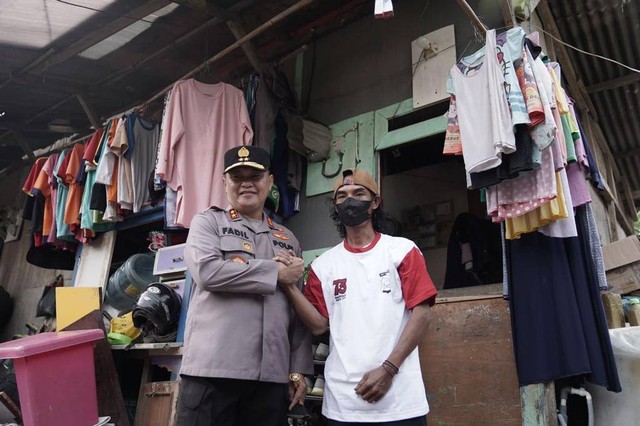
[242,241,253,253]
[379,270,391,293]
[272,233,290,240]
[333,278,347,302]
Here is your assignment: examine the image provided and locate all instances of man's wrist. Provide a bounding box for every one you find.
[382,360,399,377]
[280,282,298,295]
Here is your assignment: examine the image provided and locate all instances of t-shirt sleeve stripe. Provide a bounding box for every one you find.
[303,267,329,318]
[398,247,438,309]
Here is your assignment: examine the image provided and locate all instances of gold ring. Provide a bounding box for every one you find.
[289,373,301,382]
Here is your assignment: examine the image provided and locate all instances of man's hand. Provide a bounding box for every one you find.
[274,249,304,286]
[354,366,393,404]
[288,373,307,410]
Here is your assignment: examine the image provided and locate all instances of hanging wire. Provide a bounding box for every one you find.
[420,0,431,17]
[530,24,640,74]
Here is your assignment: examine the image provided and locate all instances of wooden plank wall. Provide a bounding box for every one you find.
[0,167,68,342]
[420,297,521,425]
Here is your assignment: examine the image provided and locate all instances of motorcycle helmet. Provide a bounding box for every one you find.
[132,283,182,339]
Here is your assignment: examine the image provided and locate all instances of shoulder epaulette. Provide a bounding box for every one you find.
[228,208,241,221]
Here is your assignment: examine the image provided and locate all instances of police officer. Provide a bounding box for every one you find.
[178,145,313,426]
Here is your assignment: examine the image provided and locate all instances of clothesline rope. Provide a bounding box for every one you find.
[486,22,640,75]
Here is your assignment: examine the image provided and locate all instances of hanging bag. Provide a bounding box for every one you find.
[35,274,64,317]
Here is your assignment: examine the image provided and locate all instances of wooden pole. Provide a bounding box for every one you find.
[455,0,488,35]
[140,0,316,109]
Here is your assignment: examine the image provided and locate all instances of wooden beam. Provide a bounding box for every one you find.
[0,97,73,145]
[173,0,236,20]
[173,0,262,71]
[95,19,221,86]
[75,93,101,129]
[622,178,637,219]
[501,0,516,29]
[537,0,597,116]
[140,0,316,109]
[11,130,35,161]
[455,0,488,35]
[0,48,55,91]
[30,0,171,75]
[520,383,558,426]
[587,72,640,94]
[226,19,263,71]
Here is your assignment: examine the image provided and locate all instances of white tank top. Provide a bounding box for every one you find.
[450,29,516,174]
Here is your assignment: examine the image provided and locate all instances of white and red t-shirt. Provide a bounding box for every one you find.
[304,233,437,423]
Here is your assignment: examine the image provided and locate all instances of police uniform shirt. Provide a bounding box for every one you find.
[182,206,313,383]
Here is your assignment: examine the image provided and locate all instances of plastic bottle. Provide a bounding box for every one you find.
[105,253,158,312]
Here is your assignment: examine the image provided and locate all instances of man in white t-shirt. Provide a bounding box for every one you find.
[276,169,438,426]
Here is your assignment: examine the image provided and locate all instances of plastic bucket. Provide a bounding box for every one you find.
[105,253,157,311]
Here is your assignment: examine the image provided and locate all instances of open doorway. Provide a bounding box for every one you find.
[379,133,503,290]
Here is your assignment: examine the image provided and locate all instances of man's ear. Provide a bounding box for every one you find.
[372,195,381,209]
[268,173,274,186]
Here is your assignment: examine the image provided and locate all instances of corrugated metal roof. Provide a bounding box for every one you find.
[549,0,640,199]
[0,0,119,49]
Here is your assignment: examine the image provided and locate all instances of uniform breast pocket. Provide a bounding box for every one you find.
[219,237,256,262]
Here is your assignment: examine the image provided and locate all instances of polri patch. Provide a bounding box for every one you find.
[242,241,254,253]
[231,256,248,264]
[267,216,285,232]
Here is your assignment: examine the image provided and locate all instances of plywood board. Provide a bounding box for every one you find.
[135,381,179,426]
[74,230,116,289]
[420,298,520,425]
[55,287,101,330]
[412,25,456,109]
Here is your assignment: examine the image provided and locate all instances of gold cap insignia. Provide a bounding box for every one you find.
[238,147,250,161]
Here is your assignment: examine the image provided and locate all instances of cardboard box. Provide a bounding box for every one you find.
[602,236,640,294]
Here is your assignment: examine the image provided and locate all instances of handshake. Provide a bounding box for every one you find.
[273,249,305,287]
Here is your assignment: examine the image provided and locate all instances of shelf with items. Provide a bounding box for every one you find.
[305,395,323,402]
[110,342,183,354]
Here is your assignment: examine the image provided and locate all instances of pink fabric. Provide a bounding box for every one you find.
[566,162,592,207]
[486,145,557,222]
[156,79,253,227]
[538,167,577,238]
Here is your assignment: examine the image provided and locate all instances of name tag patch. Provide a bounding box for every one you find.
[221,227,249,240]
